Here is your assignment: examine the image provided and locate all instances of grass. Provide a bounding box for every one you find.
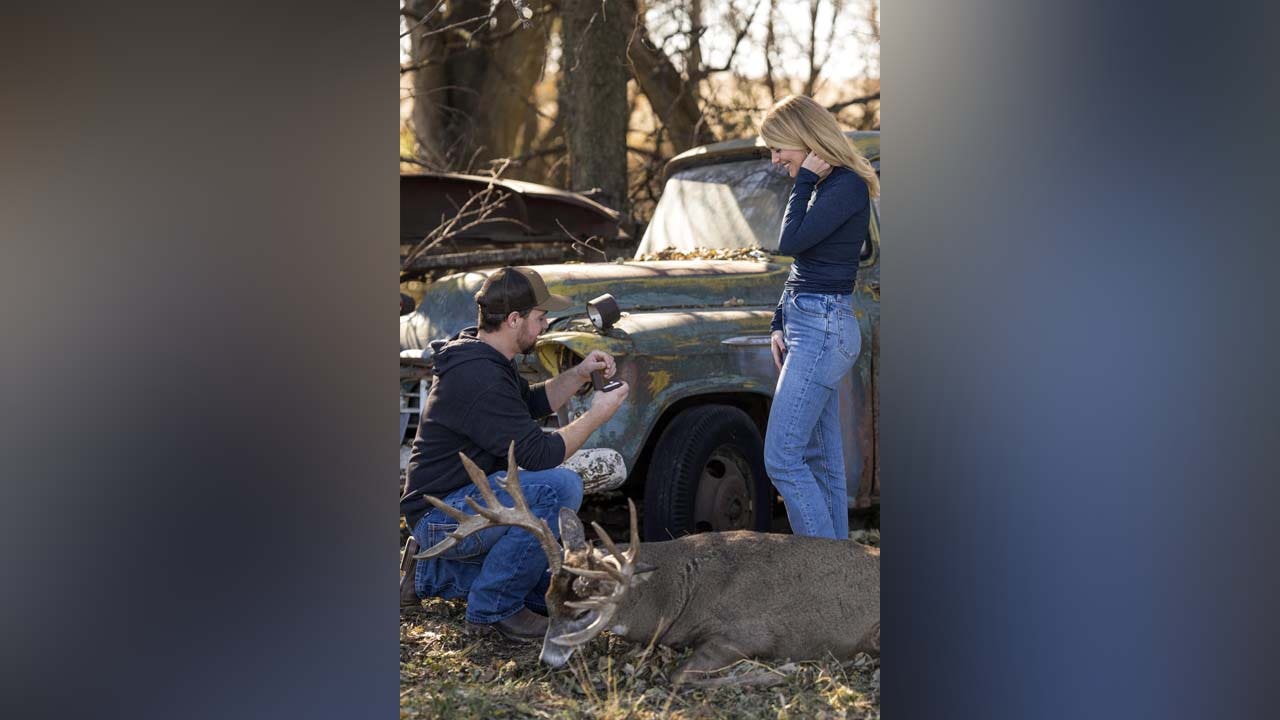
[398,492,881,718]
[400,596,880,719]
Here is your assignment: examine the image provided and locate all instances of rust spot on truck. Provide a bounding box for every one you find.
[647,370,672,396]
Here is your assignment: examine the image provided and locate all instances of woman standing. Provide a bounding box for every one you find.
[760,95,880,539]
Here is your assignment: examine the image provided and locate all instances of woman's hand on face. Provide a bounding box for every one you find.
[801,151,832,178]
[770,330,786,371]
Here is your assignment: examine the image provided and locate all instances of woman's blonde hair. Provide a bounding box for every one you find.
[759,95,879,198]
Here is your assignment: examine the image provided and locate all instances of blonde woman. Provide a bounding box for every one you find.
[759,95,880,539]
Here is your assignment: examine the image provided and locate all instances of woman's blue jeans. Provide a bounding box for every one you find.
[765,290,861,539]
[411,467,582,624]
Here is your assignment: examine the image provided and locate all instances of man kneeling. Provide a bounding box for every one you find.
[399,267,629,641]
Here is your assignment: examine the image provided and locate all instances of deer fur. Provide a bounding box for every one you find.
[416,444,880,685]
[542,511,880,683]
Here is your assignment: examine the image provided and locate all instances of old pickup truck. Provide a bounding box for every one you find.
[401,131,880,541]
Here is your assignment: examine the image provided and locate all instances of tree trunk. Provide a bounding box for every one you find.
[804,0,820,97]
[561,0,630,217]
[764,0,778,103]
[470,1,551,172]
[407,0,448,166]
[442,0,493,167]
[406,0,550,172]
[687,0,704,86]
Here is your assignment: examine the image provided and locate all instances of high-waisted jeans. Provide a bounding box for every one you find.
[765,290,861,539]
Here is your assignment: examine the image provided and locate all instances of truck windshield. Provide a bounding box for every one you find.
[635,159,794,256]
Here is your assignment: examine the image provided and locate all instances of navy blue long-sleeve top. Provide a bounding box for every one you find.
[770,165,871,332]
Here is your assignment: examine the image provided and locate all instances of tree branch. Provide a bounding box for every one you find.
[400,154,433,167]
[827,91,880,113]
[701,0,765,74]
[400,0,445,38]
[505,143,567,166]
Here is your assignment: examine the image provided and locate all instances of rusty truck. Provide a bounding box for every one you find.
[400,131,880,541]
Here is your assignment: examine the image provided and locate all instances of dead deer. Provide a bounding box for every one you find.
[415,443,880,684]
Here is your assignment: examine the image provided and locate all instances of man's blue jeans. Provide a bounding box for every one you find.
[765,290,860,539]
[411,467,582,624]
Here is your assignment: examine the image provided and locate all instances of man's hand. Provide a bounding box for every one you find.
[770,330,786,371]
[547,349,617,412]
[588,380,629,422]
[573,349,616,383]
[556,380,630,460]
[801,151,832,179]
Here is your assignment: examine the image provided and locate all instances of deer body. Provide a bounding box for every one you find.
[613,531,879,656]
[563,531,879,681]
[417,446,880,684]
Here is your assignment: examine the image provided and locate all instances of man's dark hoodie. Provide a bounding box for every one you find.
[400,327,567,529]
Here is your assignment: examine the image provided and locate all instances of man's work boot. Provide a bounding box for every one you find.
[467,608,549,643]
[399,537,421,611]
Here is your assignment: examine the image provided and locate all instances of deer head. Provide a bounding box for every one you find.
[413,442,654,668]
[539,503,656,667]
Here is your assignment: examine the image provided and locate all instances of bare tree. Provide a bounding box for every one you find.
[398,0,882,235]
[403,0,449,167]
[804,0,820,96]
[401,0,553,173]
[829,0,879,129]
[618,0,717,152]
[763,0,779,102]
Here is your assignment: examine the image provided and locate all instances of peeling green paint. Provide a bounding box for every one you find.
[401,261,792,350]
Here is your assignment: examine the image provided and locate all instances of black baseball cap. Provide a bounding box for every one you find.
[475,266,572,315]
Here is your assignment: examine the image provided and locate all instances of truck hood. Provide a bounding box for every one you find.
[400,259,790,352]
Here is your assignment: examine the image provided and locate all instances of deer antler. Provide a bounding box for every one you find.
[555,499,642,645]
[413,442,563,574]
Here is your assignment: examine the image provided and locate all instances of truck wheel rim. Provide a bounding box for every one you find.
[693,445,754,531]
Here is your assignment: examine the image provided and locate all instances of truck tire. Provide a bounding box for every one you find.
[643,404,773,540]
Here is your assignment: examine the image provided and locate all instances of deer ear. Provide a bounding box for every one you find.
[558,508,589,551]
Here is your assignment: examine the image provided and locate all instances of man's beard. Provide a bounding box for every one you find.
[518,336,537,355]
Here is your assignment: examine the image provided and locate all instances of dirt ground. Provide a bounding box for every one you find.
[399,529,881,720]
